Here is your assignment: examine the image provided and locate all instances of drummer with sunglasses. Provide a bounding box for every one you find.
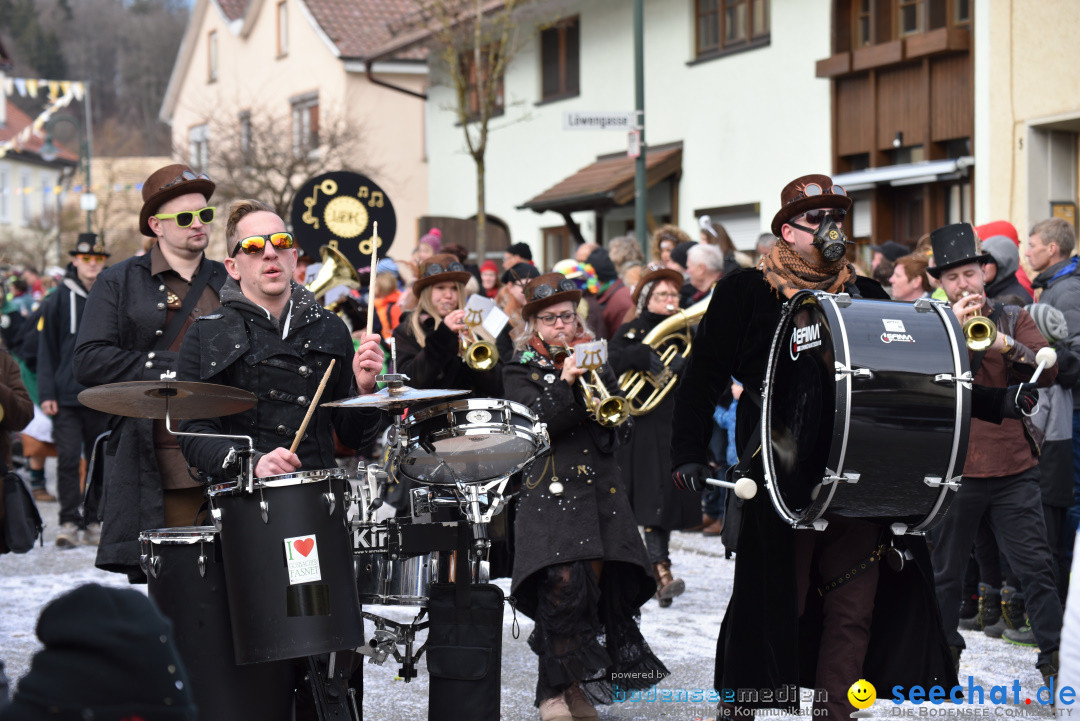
[74,163,230,582]
[669,174,956,719]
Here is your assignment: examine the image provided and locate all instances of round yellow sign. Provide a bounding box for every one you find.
[324,196,369,239]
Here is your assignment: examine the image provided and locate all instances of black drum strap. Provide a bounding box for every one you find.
[968,303,1003,378]
[817,544,886,596]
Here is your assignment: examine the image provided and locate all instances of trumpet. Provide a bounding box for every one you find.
[460,327,498,371]
[552,343,629,427]
[960,291,997,351]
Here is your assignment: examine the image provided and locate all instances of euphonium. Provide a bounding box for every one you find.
[960,291,997,351]
[617,296,710,416]
[551,344,629,427]
[305,242,361,298]
[460,327,498,371]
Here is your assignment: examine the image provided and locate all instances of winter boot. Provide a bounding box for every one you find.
[653,560,686,608]
[1000,585,1026,631]
[957,590,981,630]
[1038,650,1060,692]
[1002,619,1036,647]
[949,646,962,676]
[967,583,1002,633]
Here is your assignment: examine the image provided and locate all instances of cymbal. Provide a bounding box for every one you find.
[78,380,257,420]
[322,386,468,409]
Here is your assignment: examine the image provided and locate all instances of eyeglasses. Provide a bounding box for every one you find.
[787,183,847,205]
[76,254,105,264]
[231,232,295,257]
[161,170,211,190]
[154,206,216,228]
[651,291,680,300]
[797,209,848,226]
[537,311,577,325]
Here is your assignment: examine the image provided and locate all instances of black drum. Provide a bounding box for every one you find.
[208,468,364,664]
[139,527,293,720]
[762,291,969,533]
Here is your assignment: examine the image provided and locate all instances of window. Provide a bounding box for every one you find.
[954,0,970,23]
[20,170,31,224]
[189,124,209,171]
[460,48,504,121]
[277,1,288,57]
[695,0,769,59]
[208,30,218,82]
[898,0,923,36]
[0,168,9,222]
[855,0,873,47]
[540,17,580,102]
[291,93,319,156]
[239,111,253,164]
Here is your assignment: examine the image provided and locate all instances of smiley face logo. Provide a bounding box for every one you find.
[847,679,876,710]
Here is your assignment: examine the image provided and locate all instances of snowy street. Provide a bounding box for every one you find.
[1,491,1054,720]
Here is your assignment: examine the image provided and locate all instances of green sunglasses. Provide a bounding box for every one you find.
[153,206,216,228]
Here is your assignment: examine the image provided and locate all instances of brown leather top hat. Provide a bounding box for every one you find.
[139,164,215,237]
[632,263,684,306]
[522,272,582,319]
[70,232,109,257]
[926,222,990,279]
[770,174,852,237]
[413,253,472,294]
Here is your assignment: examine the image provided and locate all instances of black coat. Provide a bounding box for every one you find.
[73,253,228,574]
[503,351,654,620]
[177,280,383,475]
[670,268,957,706]
[609,312,699,530]
[391,313,503,396]
[38,273,91,407]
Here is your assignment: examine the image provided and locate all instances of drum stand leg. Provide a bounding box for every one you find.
[303,652,361,721]
[359,610,429,682]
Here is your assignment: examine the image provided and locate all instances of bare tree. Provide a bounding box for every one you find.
[187,105,378,220]
[414,0,529,262]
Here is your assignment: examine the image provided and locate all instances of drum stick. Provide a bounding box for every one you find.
[365,221,379,337]
[290,359,335,453]
[706,476,758,500]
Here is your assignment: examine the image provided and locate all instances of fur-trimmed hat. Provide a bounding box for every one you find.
[139,164,215,237]
[70,232,109,257]
[521,272,582,319]
[632,263,684,307]
[770,174,852,237]
[926,223,991,279]
[413,253,471,294]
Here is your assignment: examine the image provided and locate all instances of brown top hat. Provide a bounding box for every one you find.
[522,272,582,319]
[632,263,684,306]
[770,174,852,237]
[413,253,472,294]
[70,232,110,257]
[139,164,215,237]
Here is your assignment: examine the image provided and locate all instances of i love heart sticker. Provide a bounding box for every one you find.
[284,534,321,584]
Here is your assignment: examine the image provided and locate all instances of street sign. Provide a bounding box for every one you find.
[563,111,636,131]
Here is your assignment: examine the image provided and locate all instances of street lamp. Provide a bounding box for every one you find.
[40,113,96,234]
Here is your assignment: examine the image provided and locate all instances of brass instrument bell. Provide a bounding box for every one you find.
[960,291,997,351]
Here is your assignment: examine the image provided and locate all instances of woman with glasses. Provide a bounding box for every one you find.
[391,253,503,397]
[503,273,667,721]
[608,264,701,608]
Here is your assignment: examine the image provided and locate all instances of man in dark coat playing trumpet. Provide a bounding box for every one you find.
[669,174,958,718]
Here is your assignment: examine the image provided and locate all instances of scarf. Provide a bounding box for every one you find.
[759,239,855,299]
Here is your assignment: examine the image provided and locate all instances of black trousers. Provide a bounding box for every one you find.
[54,405,109,527]
[932,467,1062,668]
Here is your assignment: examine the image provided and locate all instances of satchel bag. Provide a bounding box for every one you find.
[2,471,44,553]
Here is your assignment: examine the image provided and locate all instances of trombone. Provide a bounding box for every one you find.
[960,291,997,351]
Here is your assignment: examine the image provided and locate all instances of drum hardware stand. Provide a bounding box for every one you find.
[832,292,853,308]
[823,471,861,485]
[303,652,361,721]
[933,371,973,388]
[913,298,937,312]
[359,609,429,682]
[923,475,961,491]
[834,362,873,381]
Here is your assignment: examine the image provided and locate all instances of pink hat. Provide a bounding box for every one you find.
[419,229,442,253]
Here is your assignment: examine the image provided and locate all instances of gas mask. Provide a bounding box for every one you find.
[790,213,851,263]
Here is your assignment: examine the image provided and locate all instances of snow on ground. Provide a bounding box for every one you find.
[0,491,1058,720]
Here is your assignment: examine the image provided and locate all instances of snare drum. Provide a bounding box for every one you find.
[389,398,548,485]
[355,548,490,605]
[208,468,364,663]
[762,291,970,533]
[139,527,292,721]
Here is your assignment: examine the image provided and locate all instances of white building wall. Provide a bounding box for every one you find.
[425,0,833,260]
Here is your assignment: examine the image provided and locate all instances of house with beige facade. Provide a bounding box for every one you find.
[160,0,428,260]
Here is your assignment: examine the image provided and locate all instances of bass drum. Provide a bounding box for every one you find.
[761,291,970,534]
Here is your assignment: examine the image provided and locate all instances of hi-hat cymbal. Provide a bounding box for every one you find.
[322,386,468,410]
[78,380,257,420]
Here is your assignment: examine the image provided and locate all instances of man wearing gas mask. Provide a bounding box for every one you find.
[668,174,958,718]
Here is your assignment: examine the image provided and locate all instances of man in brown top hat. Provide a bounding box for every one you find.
[73,164,229,581]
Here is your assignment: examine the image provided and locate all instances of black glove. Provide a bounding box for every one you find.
[667,353,687,376]
[647,350,665,376]
[1002,383,1039,419]
[672,462,709,492]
